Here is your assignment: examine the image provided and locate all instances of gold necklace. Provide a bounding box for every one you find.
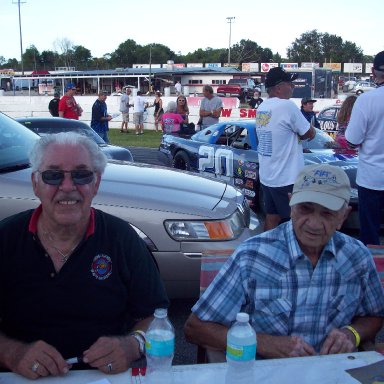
[41,228,78,263]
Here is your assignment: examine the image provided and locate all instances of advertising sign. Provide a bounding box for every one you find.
[343,63,363,73]
[280,63,298,70]
[206,63,222,68]
[301,62,320,68]
[322,63,342,72]
[365,63,373,73]
[261,63,279,72]
[242,63,259,72]
[133,64,161,68]
[187,63,203,68]
[173,63,186,68]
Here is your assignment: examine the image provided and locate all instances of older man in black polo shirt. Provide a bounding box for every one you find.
[0,133,169,379]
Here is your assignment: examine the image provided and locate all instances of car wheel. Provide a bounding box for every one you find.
[356,90,363,95]
[173,151,191,171]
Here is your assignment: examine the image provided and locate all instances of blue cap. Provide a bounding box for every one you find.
[65,82,76,91]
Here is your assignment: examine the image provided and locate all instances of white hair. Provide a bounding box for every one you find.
[29,132,107,175]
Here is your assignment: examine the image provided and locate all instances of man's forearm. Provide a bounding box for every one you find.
[348,316,383,345]
[184,313,227,351]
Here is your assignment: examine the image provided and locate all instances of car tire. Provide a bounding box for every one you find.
[173,151,191,171]
[356,90,363,95]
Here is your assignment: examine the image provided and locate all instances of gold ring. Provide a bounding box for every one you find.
[31,361,40,373]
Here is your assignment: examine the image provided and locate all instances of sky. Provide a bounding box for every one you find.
[1,0,383,63]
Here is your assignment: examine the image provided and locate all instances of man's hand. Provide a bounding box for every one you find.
[320,328,356,355]
[257,334,316,358]
[83,336,140,374]
[6,340,68,379]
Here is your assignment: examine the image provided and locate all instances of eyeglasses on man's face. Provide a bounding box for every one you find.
[38,169,95,186]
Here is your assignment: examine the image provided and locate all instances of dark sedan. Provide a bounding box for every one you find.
[16,117,133,162]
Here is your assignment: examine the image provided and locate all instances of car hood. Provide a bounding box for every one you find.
[0,162,235,219]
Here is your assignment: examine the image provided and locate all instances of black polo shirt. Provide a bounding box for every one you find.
[0,207,169,359]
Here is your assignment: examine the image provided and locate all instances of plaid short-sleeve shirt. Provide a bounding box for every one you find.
[193,221,384,352]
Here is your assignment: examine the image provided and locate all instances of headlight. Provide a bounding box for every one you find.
[165,210,245,241]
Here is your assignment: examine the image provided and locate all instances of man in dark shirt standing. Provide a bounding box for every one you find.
[48,92,60,117]
[91,91,112,142]
[300,97,320,128]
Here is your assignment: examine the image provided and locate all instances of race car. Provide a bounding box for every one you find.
[159,119,360,228]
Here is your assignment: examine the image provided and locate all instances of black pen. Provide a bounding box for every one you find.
[65,357,84,364]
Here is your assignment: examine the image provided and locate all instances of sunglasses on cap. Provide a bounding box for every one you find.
[38,169,95,185]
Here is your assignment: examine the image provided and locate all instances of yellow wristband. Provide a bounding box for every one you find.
[343,325,361,347]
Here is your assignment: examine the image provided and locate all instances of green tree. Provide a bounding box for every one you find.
[40,50,57,71]
[110,39,138,68]
[287,30,322,62]
[231,39,264,63]
[73,45,92,70]
[23,45,40,71]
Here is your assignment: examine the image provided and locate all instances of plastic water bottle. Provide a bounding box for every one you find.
[225,312,256,384]
[145,308,175,384]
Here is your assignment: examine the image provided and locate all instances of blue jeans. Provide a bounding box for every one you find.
[95,130,109,143]
[358,186,384,245]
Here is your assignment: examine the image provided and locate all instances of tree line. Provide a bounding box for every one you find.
[0,30,373,72]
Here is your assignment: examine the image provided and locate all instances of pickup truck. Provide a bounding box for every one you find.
[217,78,256,100]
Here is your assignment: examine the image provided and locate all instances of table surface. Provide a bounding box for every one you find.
[1,351,382,384]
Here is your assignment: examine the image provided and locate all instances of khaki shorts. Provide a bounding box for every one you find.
[133,112,144,125]
[122,112,129,122]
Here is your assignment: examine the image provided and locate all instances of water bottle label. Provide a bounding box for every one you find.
[146,338,175,357]
[227,343,256,361]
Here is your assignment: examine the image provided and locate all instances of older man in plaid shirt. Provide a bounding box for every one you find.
[185,164,384,358]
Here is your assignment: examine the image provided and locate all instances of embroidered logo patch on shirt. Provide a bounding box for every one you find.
[91,254,112,280]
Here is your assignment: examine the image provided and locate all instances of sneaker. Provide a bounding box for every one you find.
[136,132,139,135]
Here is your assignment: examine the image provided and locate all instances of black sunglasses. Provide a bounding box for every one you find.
[39,170,95,186]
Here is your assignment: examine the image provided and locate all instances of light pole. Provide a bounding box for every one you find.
[226,16,235,65]
[13,0,26,75]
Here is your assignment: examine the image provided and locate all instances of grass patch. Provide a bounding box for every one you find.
[109,128,162,148]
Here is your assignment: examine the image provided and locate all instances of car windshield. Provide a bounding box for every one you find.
[302,129,336,150]
[0,113,39,172]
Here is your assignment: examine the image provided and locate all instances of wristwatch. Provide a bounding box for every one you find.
[129,331,146,356]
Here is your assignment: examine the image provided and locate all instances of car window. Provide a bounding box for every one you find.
[318,107,337,120]
[230,127,253,150]
[0,113,38,171]
[302,129,336,150]
[192,125,220,143]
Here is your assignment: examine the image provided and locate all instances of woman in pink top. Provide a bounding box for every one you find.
[161,101,186,134]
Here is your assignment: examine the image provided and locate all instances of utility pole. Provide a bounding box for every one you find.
[13,0,26,75]
[226,16,235,65]
[148,45,152,94]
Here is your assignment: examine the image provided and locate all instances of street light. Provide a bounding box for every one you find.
[226,16,235,65]
[12,0,26,75]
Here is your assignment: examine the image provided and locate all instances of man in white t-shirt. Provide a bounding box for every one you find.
[133,91,148,135]
[175,81,182,96]
[119,88,132,133]
[256,67,316,230]
[345,50,384,245]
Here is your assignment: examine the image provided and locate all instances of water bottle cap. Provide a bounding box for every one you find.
[236,312,249,322]
[154,308,168,318]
